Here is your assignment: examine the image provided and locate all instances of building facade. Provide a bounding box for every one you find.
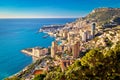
[51,41,58,58]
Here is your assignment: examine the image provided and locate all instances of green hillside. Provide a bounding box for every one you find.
[84,8,120,26]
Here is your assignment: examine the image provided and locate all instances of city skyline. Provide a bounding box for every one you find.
[0,0,120,18]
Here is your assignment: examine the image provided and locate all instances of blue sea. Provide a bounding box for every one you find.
[0,18,76,79]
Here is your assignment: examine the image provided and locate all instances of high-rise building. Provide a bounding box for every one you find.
[60,60,72,72]
[82,31,87,42]
[32,47,41,57]
[32,47,48,58]
[91,23,96,38]
[86,31,91,40]
[63,30,68,38]
[72,41,80,58]
[67,33,71,41]
[51,41,57,58]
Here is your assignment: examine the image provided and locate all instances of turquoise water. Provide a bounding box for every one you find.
[0,18,76,79]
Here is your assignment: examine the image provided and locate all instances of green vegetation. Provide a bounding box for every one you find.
[41,41,120,80]
[5,76,20,80]
[85,8,120,26]
[5,58,43,80]
[33,74,46,80]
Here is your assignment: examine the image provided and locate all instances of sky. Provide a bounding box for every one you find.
[0,0,120,18]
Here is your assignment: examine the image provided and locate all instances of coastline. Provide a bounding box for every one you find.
[2,6,120,80]
[5,25,58,79]
[5,26,57,79]
[5,56,45,80]
[0,18,76,80]
[21,48,40,58]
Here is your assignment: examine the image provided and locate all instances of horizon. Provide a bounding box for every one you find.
[0,0,120,18]
[0,17,79,19]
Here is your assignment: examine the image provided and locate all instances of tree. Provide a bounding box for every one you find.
[33,74,46,80]
[44,42,120,80]
[81,49,103,68]
[5,76,20,80]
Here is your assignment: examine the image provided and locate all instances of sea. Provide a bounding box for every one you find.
[0,18,76,79]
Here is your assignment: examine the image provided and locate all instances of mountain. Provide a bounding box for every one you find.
[84,8,120,26]
[65,8,120,28]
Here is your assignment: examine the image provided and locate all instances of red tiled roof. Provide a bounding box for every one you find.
[33,70,43,75]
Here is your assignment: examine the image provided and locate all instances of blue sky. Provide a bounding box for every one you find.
[0,0,120,18]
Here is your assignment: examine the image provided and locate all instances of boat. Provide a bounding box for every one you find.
[43,35,49,38]
[39,29,43,32]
